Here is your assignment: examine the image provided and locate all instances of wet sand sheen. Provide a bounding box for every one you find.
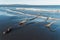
[0,22,58,40]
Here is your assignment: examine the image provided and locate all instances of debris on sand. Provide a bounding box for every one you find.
[3,27,12,35]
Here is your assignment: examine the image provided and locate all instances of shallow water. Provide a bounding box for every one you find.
[0,5,60,40]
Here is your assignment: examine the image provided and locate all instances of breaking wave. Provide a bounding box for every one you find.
[4,9,60,20]
[16,8,60,13]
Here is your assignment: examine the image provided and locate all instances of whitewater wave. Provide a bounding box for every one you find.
[5,9,60,20]
[16,8,60,13]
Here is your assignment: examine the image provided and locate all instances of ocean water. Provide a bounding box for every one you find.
[0,5,60,40]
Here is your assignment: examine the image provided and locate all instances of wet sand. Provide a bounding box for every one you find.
[0,22,58,40]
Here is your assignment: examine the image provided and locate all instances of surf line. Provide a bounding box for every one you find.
[16,8,60,13]
[5,9,60,21]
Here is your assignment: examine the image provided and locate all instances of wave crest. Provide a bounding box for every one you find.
[16,8,60,13]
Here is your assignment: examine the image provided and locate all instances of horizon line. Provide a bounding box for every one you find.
[0,4,60,5]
